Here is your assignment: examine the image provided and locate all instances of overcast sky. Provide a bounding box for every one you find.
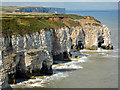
[1,0,120,2]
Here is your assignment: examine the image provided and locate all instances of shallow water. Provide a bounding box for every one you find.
[11,49,118,88]
[2,4,117,88]
[46,49,118,88]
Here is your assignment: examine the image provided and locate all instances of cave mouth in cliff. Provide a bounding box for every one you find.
[78,41,84,49]
[63,51,68,59]
[98,36,104,47]
[40,61,53,75]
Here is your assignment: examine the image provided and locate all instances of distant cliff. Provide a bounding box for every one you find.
[2,7,65,14]
[15,7,65,14]
[1,13,113,88]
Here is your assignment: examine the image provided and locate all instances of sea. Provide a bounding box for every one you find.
[2,2,118,88]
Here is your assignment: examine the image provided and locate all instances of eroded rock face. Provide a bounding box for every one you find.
[2,22,113,84]
[71,26,85,50]
[77,19,113,50]
[100,25,113,49]
[0,37,10,89]
[0,64,10,89]
[2,30,53,84]
[52,27,72,60]
[0,57,10,89]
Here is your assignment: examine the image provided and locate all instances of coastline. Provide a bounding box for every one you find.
[10,48,118,88]
[0,6,118,89]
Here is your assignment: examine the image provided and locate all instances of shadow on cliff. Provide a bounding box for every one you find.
[53,68,77,72]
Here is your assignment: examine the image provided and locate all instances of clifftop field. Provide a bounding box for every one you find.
[1,12,101,37]
[0,6,114,89]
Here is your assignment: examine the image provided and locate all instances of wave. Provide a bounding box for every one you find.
[11,52,87,88]
[80,48,118,60]
[80,48,118,53]
[11,48,118,88]
[11,72,69,88]
[102,54,118,58]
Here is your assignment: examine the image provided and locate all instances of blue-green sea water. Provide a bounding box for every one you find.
[66,10,118,49]
[2,2,118,88]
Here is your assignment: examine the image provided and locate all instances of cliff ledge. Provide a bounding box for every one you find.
[1,13,113,88]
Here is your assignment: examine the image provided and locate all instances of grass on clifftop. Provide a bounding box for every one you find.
[2,13,101,37]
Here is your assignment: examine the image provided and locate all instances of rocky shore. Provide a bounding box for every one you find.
[1,13,113,89]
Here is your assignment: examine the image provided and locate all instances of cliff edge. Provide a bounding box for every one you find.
[1,13,113,87]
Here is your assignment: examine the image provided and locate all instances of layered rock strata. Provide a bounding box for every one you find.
[0,37,10,89]
[1,15,113,85]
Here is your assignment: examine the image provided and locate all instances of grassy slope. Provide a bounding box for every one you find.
[2,12,101,37]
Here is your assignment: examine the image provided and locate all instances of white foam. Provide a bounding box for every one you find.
[11,52,87,88]
[11,72,69,88]
[53,63,83,70]
[52,56,87,70]
[11,58,85,88]
[102,54,118,58]
[80,48,116,53]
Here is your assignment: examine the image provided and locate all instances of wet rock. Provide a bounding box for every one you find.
[0,54,11,89]
[40,64,53,75]
[0,36,11,89]
[101,44,113,50]
[100,25,113,49]
[2,21,113,85]
[85,45,98,50]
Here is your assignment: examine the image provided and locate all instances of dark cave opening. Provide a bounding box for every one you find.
[98,36,104,47]
[40,61,53,75]
[63,51,68,59]
[78,41,84,49]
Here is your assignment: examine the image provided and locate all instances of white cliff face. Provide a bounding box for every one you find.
[2,27,83,83]
[0,37,10,89]
[2,30,54,83]
[79,23,113,50]
[71,26,85,49]
[2,24,113,84]
[0,64,10,89]
[52,27,72,55]
[101,25,112,48]
[10,30,53,53]
[84,26,100,48]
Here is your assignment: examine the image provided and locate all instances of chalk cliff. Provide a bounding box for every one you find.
[0,37,10,89]
[0,61,10,89]
[15,7,66,14]
[1,13,113,86]
[76,19,113,50]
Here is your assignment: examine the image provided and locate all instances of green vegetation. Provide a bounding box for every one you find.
[84,46,98,50]
[2,16,66,36]
[67,20,80,27]
[87,16,101,23]
[92,23,101,26]
[2,12,101,37]
[70,56,82,59]
[2,13,81,37]
[30,76,46,79]
[1,7,101,23]
[55,14,86,19]
[1,7,18,13]
[57,14,101,23]
[27,51,42,56]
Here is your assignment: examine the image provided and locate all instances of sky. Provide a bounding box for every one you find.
[2,2,118,10]
[1,0,119,10]
[1,0,120,2]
